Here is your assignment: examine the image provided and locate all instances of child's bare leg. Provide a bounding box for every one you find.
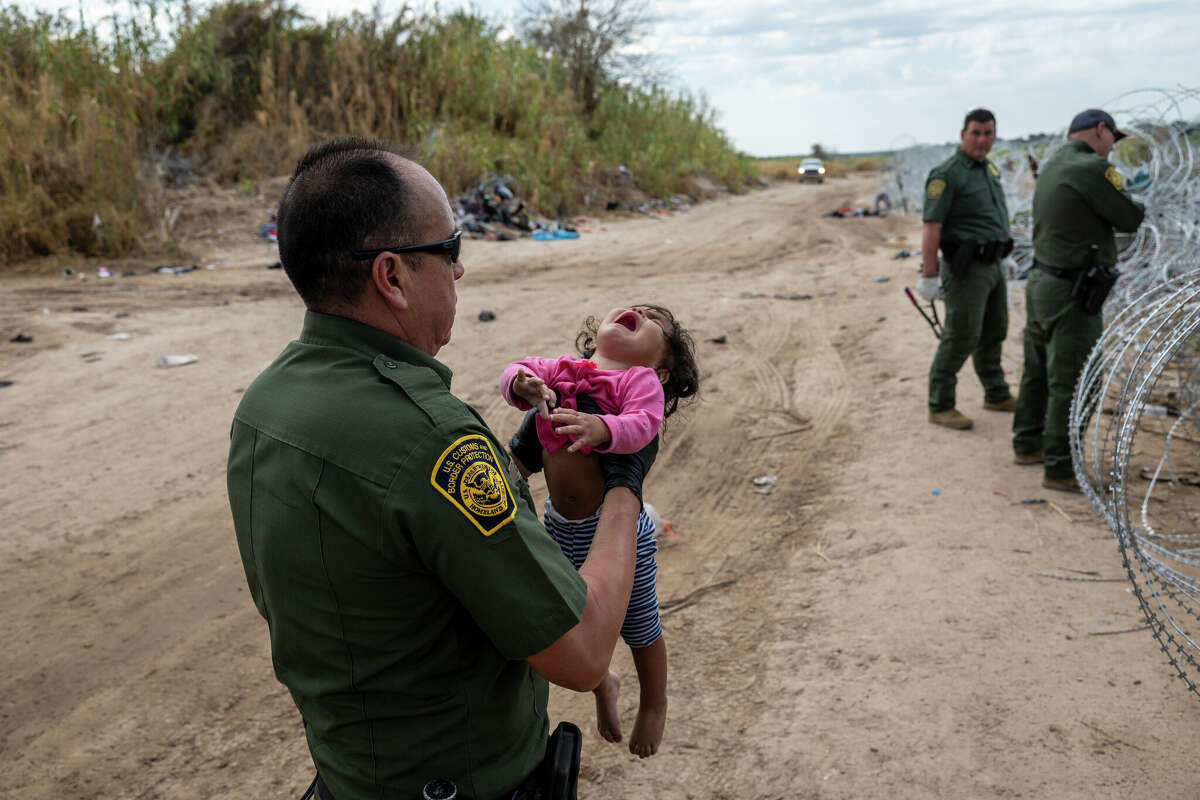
[628,635,668,757]
[593,670,623,742]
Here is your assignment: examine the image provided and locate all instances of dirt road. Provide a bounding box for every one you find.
[2,175,1197,799]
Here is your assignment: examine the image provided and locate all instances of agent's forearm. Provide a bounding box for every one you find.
[577,487,640,648]
[526,487,640,691]
[921,222,942,277]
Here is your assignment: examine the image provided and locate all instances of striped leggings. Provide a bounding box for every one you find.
[543,500,662,648]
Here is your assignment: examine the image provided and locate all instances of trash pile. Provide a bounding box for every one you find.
[454,175,533,241]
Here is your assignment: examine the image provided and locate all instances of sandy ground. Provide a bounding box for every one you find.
[2,174,1198,799]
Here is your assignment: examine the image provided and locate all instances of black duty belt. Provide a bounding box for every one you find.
[1034,261,1075,280]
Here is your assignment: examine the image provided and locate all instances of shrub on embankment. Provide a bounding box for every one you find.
[0,1,756,267]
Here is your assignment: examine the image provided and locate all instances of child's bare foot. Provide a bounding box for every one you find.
[628,700,666,757]
[593,671,623,743]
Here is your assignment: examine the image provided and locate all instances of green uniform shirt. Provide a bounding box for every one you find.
[227,311,587,800]
[923,148,1011,243]
[1032,139,1146,270]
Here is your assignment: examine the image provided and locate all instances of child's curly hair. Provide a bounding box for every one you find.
[574,304,699,418]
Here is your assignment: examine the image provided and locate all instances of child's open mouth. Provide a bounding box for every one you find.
[615,311,639,331]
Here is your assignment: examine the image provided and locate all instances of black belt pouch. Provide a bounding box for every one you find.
[541,721,581,800]
[1072,263,1119,315]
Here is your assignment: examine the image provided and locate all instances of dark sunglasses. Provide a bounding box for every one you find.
[350,230,462,263]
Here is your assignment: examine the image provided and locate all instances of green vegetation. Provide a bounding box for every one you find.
[0,0,755,266]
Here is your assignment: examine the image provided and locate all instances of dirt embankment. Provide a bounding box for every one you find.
[2,175,1197,799]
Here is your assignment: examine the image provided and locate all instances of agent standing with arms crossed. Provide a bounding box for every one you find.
[915,108,1017,430]
[226,139,654,800]
[1012,109,1145,491]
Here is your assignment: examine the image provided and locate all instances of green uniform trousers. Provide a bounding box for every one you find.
[928,259,1011,412]
[1012,269,1103,479]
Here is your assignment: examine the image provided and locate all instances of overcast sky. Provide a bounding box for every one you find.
[25,0,1200,156]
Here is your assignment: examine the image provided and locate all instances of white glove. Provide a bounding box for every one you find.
[916,275,940,302]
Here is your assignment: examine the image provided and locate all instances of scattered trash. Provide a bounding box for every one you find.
[154,265,198,275]
[71,306,88,312]
[643,502,677,540]
[739,291,813,301]
[824,207,885,218]
[0,380,12,389]
[60,267,76,277]
[115,312,130,318]
[266,261,282,270]
[531,228,580,241]
[819,291,838,298]
[708,335,727,344]
[107,333,131,341]
[81,351,103,363]
[1020,498,1047,504]
[994,490,1009,498]
[454,174,534,239]
[98,266,113,278]
[478,310,496,322]
[892,249,921,259]
[159,354,198,367]
[10,333,32,343]
[258,215,278,242]
[1144,404,1169,418]
[874,277,891,283]
[752,474,777,496]
[931,489,940,495]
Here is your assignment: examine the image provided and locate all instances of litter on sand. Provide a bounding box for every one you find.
[478,310,496,322]
[107,333,131,341]
[159,354,199,367]
[752,475,778,486]
[10,333,32,343]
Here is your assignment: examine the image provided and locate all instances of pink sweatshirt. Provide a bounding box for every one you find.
[500,355,664,455]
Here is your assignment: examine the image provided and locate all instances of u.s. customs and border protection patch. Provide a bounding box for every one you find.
[1105,166,1124,190]
[927,178,946,199]
[431,435,516,536]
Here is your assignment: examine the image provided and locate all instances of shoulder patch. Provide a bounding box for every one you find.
[927,178,947,199]
[431,435,517,536]
[1105,165,1124,190]
[988,161,1000,177]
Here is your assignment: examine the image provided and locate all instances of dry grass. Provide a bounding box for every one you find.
[0,2,756,268]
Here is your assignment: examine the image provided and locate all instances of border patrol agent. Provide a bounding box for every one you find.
[916,108,1016,430]
[227,139,650,800]
[1013,109,1145,492]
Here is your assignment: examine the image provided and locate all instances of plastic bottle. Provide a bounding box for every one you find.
[159,354,199,367]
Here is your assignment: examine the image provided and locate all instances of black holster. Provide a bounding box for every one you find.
[511,721,582,800]
[940,235,1013,280]
[1071,245,1118,315]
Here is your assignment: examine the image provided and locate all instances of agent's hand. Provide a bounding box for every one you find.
[596,435,658,504]
[574,393,658,503]
[512,368,557,418]
[550,408,611,453]
[508,409,543,474]
[916,275,941,302]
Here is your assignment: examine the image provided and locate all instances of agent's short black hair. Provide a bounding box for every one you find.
[962,108,996,132]
[277,138,419,308]
[574,304,700,418]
